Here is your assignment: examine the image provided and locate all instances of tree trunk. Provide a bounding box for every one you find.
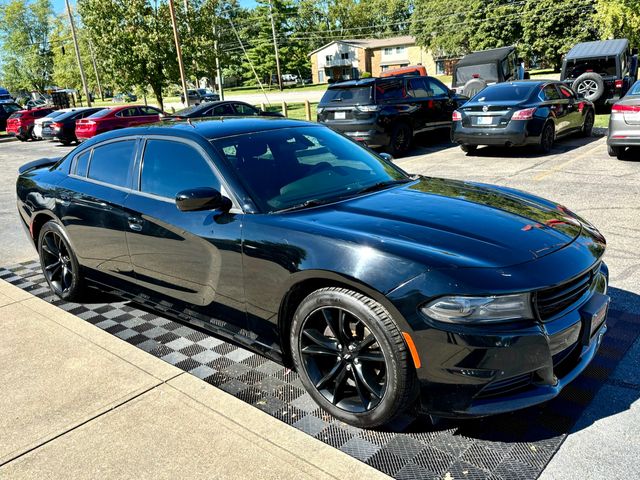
[151,82,164,112]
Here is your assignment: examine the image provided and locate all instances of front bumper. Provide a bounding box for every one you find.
[394,259,609,418]
[451,120,538,147]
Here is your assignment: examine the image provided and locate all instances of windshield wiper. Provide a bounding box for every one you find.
[355,179,412,195]
[275,198,335,213]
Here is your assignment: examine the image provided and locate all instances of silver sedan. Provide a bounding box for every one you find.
[608,79,640,159]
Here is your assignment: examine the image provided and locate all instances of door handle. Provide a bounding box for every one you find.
[128,216,143,232]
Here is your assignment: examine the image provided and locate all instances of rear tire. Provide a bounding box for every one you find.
[387,122,412,157]
[38,221,84,301]
[581,110,594,137]
[538,122,555,153]
[290,287,417,428]
[460,144,478,154]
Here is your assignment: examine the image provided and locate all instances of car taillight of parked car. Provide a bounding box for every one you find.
[611,104,640,113]
[615,79,624,89]
[511,107,537,121]
[452,110,462,121]
[355,105,381,112]
[51,122,62,131]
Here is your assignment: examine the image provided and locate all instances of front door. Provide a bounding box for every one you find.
[124,136,246,329]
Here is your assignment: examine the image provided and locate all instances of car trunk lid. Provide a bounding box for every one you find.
[459,101,521,128]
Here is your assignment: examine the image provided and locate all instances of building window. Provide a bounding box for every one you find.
[341,52,349,60]
[381,65,388,71]
[399,63,409,68]
[396,46,405,54]
[325,55,333,62]
[384,47,393,55]
[318,70,324,83]
[435,60,445,75]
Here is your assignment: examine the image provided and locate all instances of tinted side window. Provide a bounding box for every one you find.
[210,104,235,115]
[74,150,91,177]
[233,103,258,115]
[33,109,51,118]
[140,140,220,198]
[116,107,138,117]
[408,78,429,98]
[541,85,561,101]
[376,80,407,101]
[140,106,160,115]
[425,78,448,97]
[88,140,136,187]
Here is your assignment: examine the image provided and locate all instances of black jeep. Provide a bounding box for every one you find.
[561,39,638,107]
[452,46,527,98]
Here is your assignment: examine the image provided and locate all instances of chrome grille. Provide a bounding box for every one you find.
[536,267,597,321]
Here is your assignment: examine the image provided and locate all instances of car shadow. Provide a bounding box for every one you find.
[617,147,640,161]
[396,286,640,443]
[462,133,604,159]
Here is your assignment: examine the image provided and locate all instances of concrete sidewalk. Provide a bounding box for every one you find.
[0,280,388,479]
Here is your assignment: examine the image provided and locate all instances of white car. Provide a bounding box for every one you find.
[33,108,77,139]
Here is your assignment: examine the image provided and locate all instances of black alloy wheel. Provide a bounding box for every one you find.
[388,123,412,157]
[291,287,417,428]
[299,306,387,413]
[539,123,555,153]
[38,221,83,300]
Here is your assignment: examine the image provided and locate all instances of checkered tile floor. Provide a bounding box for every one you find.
[3,260,639,480]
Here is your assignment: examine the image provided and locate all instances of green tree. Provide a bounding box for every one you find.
[77,0,178,109]
[411,0,472,56]
[595,0,640,47]
[521,0,596,70]
[0,0,54,92]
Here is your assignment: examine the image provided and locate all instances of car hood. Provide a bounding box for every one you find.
[287,177,585,269]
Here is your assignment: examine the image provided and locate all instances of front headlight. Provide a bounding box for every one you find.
[421,293,533,324]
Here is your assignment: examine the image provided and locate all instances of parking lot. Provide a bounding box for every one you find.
[1,130,639,478]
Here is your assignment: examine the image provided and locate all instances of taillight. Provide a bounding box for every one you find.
[452,110,462,121]
[51,122,62,130]
[511,107,537,121]
[611,103,640,113]
[355,105,380,112]
[615,79,624,89]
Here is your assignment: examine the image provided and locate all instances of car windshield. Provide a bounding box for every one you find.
[564,58,617,78]
[472,83,537,102]
[626,81,640,96]
[320,86,373,106]
[455,63,499,86]
[211,126,409,212]
[1,103,20,114]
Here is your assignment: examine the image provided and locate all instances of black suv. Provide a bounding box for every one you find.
[561,39,638,107]
[317,76,467,156]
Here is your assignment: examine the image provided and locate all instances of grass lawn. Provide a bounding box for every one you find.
[263,102,318,121]
[594,113,610,129]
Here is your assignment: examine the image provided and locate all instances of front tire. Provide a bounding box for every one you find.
[38,221,84,301]
[290,287,417,428]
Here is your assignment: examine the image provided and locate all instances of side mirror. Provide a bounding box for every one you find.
[379,152,394,162]
[175,187,230,212]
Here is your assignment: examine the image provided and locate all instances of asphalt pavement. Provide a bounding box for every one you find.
[1,129,639,479]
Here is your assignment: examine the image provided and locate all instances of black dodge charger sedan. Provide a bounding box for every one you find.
[16,118,609,428]
[451,80,595,154]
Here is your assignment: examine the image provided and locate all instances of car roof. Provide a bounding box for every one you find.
[84,117,320,144]
[565,39,629,60]
[456,46,516,67]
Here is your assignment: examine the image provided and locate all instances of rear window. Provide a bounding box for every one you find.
[9,112,23,119]
[1,103,20,114]
[564,58,617,78]
[455,64,499,86]
[320,86,373,105]
[87,109,113,119]
[472,83,537,102]
[626,81,640,96]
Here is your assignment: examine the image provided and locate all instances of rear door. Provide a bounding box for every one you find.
[58,138,137,284]
[425,77,457,127]
[124,136,246,328]
[540,84,569,134]
[557,84,583,131]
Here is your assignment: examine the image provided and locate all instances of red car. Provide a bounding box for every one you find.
[6,107,55,141]
[75,105,163,140]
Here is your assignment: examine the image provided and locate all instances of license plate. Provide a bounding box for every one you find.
[477,116,494,125]
[334,111,346,120]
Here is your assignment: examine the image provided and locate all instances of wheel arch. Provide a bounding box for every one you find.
[30,211,58,244]
[277,270,412,367]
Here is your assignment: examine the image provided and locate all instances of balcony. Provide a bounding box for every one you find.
[325,58,355,68]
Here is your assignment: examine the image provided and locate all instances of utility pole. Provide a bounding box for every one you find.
[65,0,91,106]
[87,38,103,101]
[268,0,283,91]
[168,0,189,106]
[213,23,224,100]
